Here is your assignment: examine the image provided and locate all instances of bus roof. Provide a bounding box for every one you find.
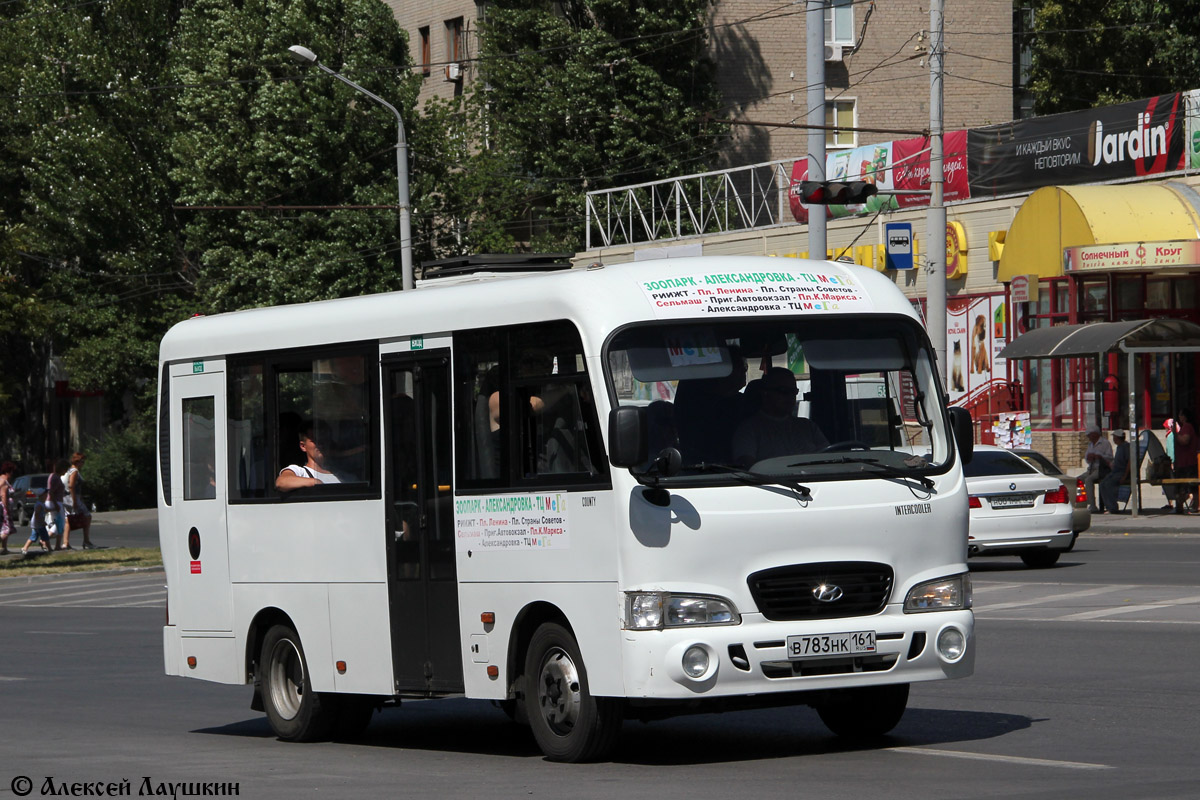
[158,256,920,363]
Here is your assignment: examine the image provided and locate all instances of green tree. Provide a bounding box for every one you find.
[1028,0,1200,114]
[414,0,726,255]
[169,0,419,312]
[0,0,185,468]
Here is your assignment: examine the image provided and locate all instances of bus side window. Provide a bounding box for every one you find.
[229,362,266,499]
[509,322,604,482]
[455,330,503,485]
[183,396,216,501]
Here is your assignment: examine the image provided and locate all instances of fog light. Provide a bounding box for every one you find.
[937,627,966,662]
[682,645,710,678]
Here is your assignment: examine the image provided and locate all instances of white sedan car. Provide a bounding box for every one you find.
[965,445,1075,568]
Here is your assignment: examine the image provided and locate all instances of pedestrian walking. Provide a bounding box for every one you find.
[47,459,69,550]
[0,461,16,555]
[21,490,53,554]
[64,452,95,549]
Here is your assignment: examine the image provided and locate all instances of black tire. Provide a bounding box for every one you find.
[259,624,335,742]
[817,683,909,740]
[1020,549,1062,568]
[524,622,622,762]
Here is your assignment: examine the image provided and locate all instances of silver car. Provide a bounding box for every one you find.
[1011,448,1091,542]
[965,446,1075,568]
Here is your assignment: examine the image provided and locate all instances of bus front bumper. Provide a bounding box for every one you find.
[618,607,973,700]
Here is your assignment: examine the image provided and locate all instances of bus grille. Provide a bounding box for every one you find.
[747,562,894,621]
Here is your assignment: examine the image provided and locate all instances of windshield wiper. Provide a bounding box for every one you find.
[688,462,812,499]
[788,456,935,490]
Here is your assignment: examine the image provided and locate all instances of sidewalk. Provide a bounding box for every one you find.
[1086,507,1200,535]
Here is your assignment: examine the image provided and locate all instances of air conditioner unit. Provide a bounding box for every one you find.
[445,62,463,82]
[824,45,843,63]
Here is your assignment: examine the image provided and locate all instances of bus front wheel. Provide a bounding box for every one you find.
[260,624,335,742]
[524,623,621,762]
[816,683,909,739]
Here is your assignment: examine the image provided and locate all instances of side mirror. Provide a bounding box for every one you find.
[948,406,974,465]
[608,406,647,468]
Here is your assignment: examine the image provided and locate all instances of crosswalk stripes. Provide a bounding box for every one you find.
[0,571,165,608]
[972,579,1200,624]
[3,571,1198,621]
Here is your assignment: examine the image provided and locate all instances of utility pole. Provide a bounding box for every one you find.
[806,0,827,260]
[926,0,947,389]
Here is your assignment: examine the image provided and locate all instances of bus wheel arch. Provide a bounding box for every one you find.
[502,602,572,725]
[246,608,296,690]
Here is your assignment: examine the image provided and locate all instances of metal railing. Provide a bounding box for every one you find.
[585,158,802,250]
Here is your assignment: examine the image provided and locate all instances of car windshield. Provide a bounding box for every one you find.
[964,450,1038,478]
[605,315,951,484]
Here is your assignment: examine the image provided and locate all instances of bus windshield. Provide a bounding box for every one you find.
[606,315,951,483]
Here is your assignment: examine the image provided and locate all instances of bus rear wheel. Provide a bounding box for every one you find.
[260,624,335,742]
[524,623,621,762]
[816,683,909,740]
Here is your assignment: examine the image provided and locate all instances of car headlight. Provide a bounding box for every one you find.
[625,592,740,630]
[904,574,971,613]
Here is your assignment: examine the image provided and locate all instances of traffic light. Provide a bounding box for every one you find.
[798,180,878,205]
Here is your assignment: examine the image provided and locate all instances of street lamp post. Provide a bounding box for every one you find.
[288,45,414,290]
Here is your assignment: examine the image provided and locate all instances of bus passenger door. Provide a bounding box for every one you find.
[170,363,232,632]
[383,354,463,694]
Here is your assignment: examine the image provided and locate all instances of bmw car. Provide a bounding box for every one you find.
[965,446,1074,568]
[1011,448,1091,542]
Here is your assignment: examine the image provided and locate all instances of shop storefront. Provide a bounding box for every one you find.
[997,183,1200,443]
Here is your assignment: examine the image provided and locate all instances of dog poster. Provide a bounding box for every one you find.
[946,295,1007,406]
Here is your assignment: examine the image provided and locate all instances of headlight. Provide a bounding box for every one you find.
[903,574,971,613]
[625,592,739,630]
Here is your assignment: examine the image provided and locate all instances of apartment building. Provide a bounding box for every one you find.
[383,0,1013,165]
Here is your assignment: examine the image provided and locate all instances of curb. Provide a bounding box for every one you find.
[0,565,164,584]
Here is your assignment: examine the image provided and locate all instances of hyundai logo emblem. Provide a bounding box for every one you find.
[1009,482,1017,491]
[812,583,844,603]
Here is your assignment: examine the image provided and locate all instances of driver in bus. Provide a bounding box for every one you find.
[732,366,828,467]
[276,421,346,491]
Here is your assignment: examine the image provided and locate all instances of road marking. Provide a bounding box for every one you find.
[887,746,1112,770]
[1058,593,1200,621]
[979,584,1116,612]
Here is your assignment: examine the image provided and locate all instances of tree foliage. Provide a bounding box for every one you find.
[1029,0,1200,114]
[415,0,726,255]
[0,0,184,466]
[170,0,418,312]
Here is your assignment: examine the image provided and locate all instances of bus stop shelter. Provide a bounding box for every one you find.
[998,318,1200,515]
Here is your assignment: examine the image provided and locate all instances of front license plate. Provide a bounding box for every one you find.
[787,630,876,660]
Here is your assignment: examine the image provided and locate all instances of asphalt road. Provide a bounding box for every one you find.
[1,523,1198,798]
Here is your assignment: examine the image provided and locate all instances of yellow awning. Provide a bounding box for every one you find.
[997,183,1200,281]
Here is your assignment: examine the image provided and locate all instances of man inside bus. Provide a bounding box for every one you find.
[732,366,829,467]
[276,421,345,491]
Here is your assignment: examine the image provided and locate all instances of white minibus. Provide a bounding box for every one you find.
[157,255,975,762]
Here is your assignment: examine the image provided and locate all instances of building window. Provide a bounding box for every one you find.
[825,99,855,148]
[825,0,854,46]
[419,27,430,78]
[445,17,463,64]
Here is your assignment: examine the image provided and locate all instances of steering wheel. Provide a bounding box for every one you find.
[821,440,872,453]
